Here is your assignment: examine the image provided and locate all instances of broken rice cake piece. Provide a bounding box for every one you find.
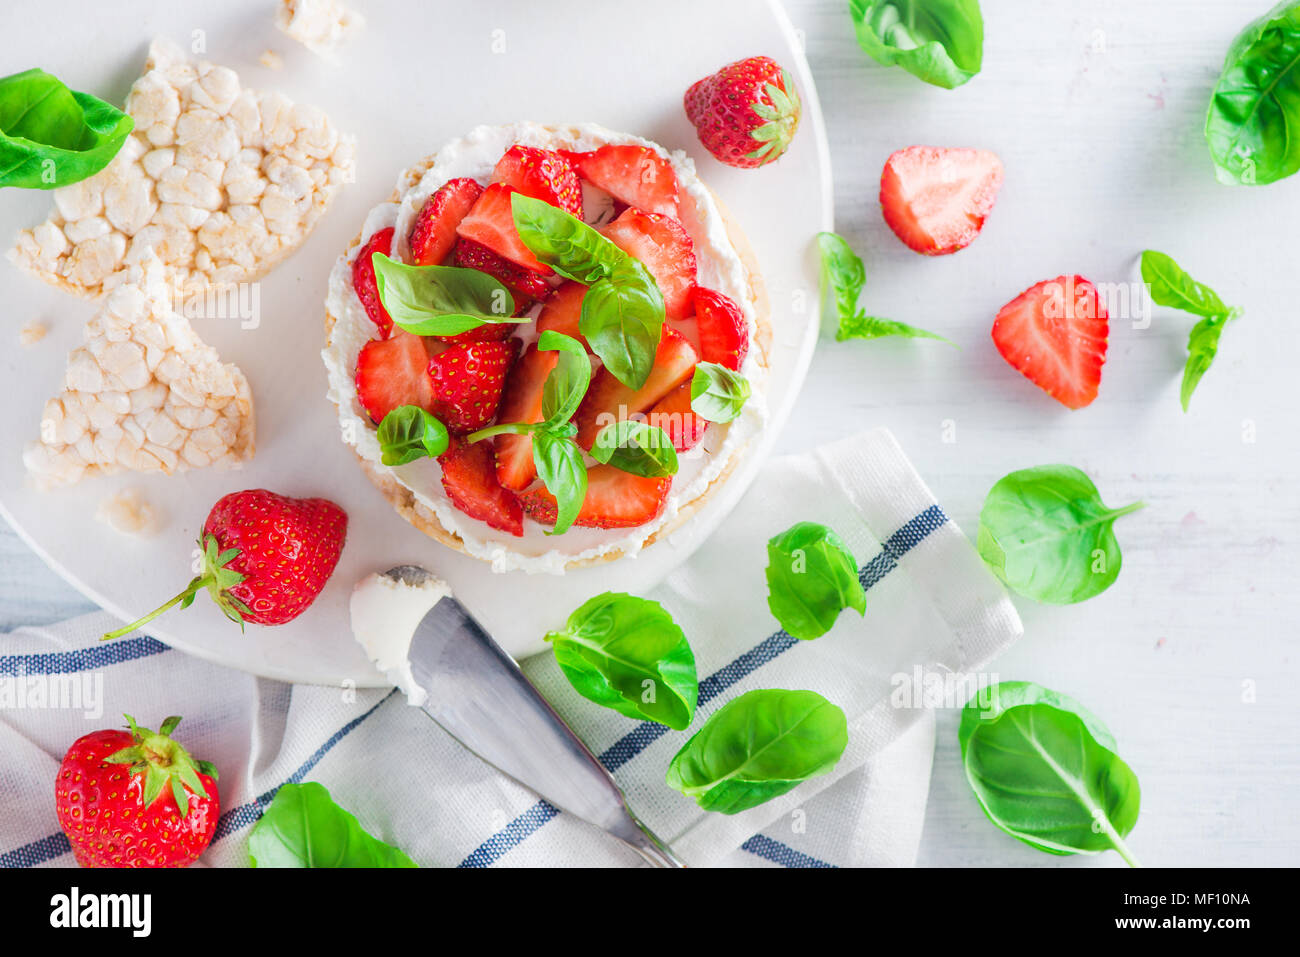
[9,37,356,299]
[24,261,255,488]
[276,0,364,59]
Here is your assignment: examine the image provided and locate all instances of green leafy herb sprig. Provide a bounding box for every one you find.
[817,232,952,345]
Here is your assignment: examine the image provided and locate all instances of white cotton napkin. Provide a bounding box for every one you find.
[0,428,1021,868]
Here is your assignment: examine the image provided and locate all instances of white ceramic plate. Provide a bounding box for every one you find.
[0,0,831,684]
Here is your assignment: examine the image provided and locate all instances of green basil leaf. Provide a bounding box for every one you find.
[1182,310,1240,411]
[765,521,866,640]
[1140,249,1231,318]
[817,232,949,344]
[690,361,751,423]
[538,330,592,428]
[666,689,848,814]
[511,192,624,284]
[848,0,984,90]
[248,782,417,868]
[958,681,1141,866]
[0,69,133,190]
[532,431,588,536]
[373,253,518,336]
[976,465,1144,604]
[1205,1,1300,185]
[590,420,678,477]
[580,258,666,390]
[837,312,952,345]
[376,405,448,466]
[545,592,698,729]
[816,231,866,322]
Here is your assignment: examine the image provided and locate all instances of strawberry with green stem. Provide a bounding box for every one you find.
[684,56,801,168]
[102,489,348,639]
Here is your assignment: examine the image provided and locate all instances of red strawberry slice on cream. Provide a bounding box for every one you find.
[601,207,697,320]
[457,184,551,275]
[409,178,483,266]
[492,145,583,219]
[573,326,698,448]
[428,339,519,434]
[352,227,396,338]
[493,344,559,491]
[440,437,523,536]
[354,330,435,424]
[520,465,671,530]
[565,144,682,218]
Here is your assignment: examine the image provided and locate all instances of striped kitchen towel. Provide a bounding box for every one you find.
[0,428,1021,868]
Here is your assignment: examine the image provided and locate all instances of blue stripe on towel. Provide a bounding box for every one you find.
[458,505,948,868]
[0,635,171,675]
[0,831,72,868]
[740,834,837,869]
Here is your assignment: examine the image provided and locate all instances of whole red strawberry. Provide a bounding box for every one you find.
[684,56,801,168]
[102,490,348,639]
[55,714,219,868]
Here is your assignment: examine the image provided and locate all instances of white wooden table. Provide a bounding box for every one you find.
[4,0,1297,866]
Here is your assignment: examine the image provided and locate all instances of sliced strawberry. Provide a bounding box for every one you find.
[433,322,516,347]
[408,178,483,266]
[428,339,519,433]
[354,330,434,424]
[573,326,698,448]
[535,281,591,350]
[493,345,560,491]
[601,207,696,320]
[491,145,583,219]
[880,146,1004,256]
[352,227,396,338]
[565,144,681,219]
[646,380,708,451]
[439,437,523,536]
[693,287,749,370]
[520,465,671,530]
[452,238,551,300]
[991,275,1109,410]
[457,184,552,275]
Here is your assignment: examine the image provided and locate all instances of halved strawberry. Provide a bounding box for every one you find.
[408,178,483,266]
[693,287,748,370]
[535,281,591,350]
[880,146,1004,256]
[493,345,560,491]
[428,339,519,433]
[457,184,552,275]
[452,238,551,300]
[439,437,523,537]
[601,207,697,320]
[352,227,396,338]
[573,326,698,448]
[354,330,434,424]
[520,465,671,530]
[647,380,708,451]
[491,145,583,219]
[565,144,681,218]
[991,275,1109,410]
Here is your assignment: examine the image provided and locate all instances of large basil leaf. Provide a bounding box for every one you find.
[766,521,866,640]
[1205,1,1300,185]
[1140,249,1242,411]
[848,0,984,90]
[579,258,666,390]
[958,681,1141,865]
[817,232,948,343]
[512,193,665,389]
[545,592,698,729]
[249,782,417,868]
[532,430,588,536]
[666,689,848,814]
[511,192,623,284]
[976,465,1144,604]
[590,419,678,477]
[0,69,133,190]
[690,362,751,423]
[538,330,591,429]
[376,405,448,466]
[373,253,518,336]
